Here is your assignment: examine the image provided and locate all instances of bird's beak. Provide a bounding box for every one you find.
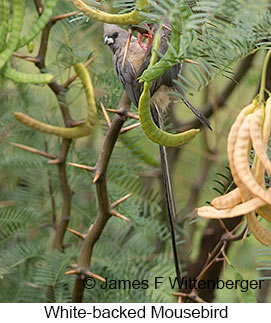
[104,36,114,45]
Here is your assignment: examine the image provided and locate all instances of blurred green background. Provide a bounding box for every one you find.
[0,0,270,303]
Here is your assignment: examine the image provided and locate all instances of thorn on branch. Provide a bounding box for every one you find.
[67,162,95,172]
[111,193,132,208]
[65,269,81,275]
[67,227,86,240]
[10,142,56,159]
[100,102,111,127]
[85,270,106,283]
[110,209,130,222]
[172,291,207,303]
[51,11,80,22]
[120,122,140,134]
[241,225,249,244]
[64,269,106,282]
[93,171,101,183]
[122,28,133,69]
[106,108,139,120]
[12,52,39,63]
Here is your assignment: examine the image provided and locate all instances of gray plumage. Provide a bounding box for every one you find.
[103,23,178,110]
[103,24,145,107]
[103,23,211,129]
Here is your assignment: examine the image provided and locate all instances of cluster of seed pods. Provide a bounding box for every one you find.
[0,1,98,138]
[0,0,57,85]
[14,63,97,138]
[197,97,271,246]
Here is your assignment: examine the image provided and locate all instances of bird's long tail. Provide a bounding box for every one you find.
[152,105,182,284]
[182,97,212,130]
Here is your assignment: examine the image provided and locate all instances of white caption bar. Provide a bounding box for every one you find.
[1,303,270,322]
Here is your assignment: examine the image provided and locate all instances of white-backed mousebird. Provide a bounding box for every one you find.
[104,23,210,282]
[103,23,211,129]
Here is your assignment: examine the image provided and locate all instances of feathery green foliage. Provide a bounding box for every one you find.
[0,0,270,303]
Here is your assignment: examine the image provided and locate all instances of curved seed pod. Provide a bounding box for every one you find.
[139,14,181,82]
[0,0,10,52]
[262,97,271,144]
[138,28,200,146]
[211,103,255,210]
[14,63,97,139]
[13,112,92,138]
[73,62,97,128]
[246,212,271,246]
[234,116,271,205]
[253,157,266,190]
[0,0,25,69]
[227,103,255,200]
[211,187,242,209]
[17,0,57,49]
[257,204,271,222]
[139,81,200,146]
[197,195,267,219]
[72,0,148,25]
[250,108,271,174]
[254,97,271,185]
[253,99,271,187]
[3,65,54,84]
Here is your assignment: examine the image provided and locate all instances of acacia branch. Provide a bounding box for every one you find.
[29,7,75,252]
[72,92,131,302]
[52,139,72,250]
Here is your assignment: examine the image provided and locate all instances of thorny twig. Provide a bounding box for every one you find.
[71,93,132,302]
[13,4,83,253]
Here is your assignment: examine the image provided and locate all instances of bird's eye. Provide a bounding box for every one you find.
[112,32,119,38]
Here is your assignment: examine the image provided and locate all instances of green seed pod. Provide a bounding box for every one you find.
[13,112,93,138]
[138,28,200,147]
[73,62,97,129]
[0,0,10,52]
[72,0,148,25]
[3,65,54,84]
[139,82,199,146]
[17,0,57,49]
[13,63,97,139]
[0,0,25,70]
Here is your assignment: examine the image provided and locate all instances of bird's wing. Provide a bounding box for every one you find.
[139,25,212,129]
[114,46,143,107]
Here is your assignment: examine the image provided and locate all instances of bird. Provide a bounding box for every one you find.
[103,23,211,283]
[103,23,211,129]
